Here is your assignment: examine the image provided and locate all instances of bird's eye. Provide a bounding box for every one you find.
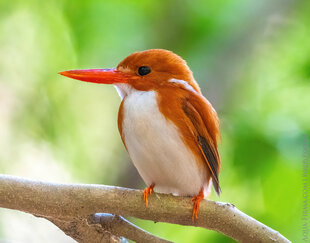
[138,66,151,76]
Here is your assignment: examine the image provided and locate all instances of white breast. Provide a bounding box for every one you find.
[117,84,208,196]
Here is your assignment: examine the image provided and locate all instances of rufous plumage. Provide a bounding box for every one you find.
[60,49,221,220]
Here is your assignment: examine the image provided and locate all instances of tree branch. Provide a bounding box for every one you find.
[88,213,171,243]
[45,216,124,243]
[0,174,290,243]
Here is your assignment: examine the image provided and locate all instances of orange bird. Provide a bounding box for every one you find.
[59,49,221,220]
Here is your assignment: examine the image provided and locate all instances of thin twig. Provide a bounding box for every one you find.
[89,213,171,243]
[46,216,123,243]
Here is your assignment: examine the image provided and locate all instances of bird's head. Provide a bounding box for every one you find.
[60,49,201,94]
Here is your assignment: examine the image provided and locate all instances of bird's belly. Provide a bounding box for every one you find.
[122,90,206,196]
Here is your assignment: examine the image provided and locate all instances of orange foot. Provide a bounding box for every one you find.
[192,188,204,221]
[143,183,155,207]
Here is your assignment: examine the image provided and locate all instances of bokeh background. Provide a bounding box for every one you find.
[0,0,309,242]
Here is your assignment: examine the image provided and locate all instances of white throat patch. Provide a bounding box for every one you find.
[114,83,133,100]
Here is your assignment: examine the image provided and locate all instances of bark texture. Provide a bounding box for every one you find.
[0,174,290,243]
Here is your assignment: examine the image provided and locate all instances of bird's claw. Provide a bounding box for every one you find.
[192,189,204,221]
[143,183,155,207]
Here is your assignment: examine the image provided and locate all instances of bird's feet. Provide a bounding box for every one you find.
[143,183,155,207]
[192,189,204,221]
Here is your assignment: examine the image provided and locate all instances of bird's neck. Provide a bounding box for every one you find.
[114,78,199,101]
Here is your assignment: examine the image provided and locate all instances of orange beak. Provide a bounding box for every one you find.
[59,68,135,84]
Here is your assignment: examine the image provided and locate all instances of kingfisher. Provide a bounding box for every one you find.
[59,49,221,220]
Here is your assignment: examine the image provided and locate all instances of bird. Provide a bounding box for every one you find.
[59,49,221,221]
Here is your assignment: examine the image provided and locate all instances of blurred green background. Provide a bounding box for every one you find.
[0,0,309,242]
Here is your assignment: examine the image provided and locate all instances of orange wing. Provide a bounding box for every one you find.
[181,93,221,195]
